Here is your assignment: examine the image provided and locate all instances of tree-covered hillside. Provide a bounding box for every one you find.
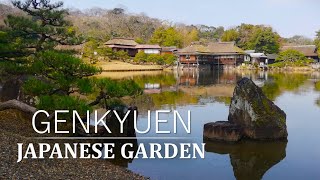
[1,2,319,53]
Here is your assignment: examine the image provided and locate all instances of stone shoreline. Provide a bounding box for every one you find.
[0,110,147,180]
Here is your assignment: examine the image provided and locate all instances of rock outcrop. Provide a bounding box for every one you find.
[204,77,287,141]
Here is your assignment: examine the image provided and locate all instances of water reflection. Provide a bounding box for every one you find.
[78,106,139,168]
[204,139,287,180]
[1,70,319,179]
[177,69,240,86]
[104,106,138,168]
[315,81,320,108]
[126,70,320,110]
[100,138,138,168]
[123,70,319,179]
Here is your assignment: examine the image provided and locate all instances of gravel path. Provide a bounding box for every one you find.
[0,110,147,180]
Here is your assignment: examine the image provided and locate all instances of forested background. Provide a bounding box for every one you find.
[1,2,319,52]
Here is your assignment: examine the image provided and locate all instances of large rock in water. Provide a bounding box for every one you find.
[203,121,243,142]
[204,77,287,141]
[228,78,287,139]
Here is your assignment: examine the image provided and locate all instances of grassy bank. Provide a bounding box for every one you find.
[238,64,319,72]
[268,66,319,72]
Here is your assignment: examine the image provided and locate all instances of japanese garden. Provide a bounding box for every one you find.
[0,0,320,179]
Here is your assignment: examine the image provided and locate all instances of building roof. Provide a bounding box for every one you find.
[54,44,84,51]
[281,45,318,57]
[177,44,208,54]
[136,44,161,49]
[177,42,244,55]
[266,54,277,60]
[104,38,138,46]
[207,42,244,54]
[161,46,178,52]
[245,50,255,54]
[106,44,137,49]
[249,53,267,58]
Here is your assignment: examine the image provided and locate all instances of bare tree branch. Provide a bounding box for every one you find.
[0,99,37,114]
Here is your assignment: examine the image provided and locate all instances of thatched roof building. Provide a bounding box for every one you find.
[177,42,244,55]
[177,42,245,66]
[135,44,162,54]
[104,38,167,56]
[136,44,161,49]
[177,44,208,55]
[207,42,244,54]
[54,44,84,52]
[281,45,318,60]
[104,37,138,47]
[160,46,178,55]
[104,37,138,56]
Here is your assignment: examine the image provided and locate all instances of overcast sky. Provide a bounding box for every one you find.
[7,0,320,38]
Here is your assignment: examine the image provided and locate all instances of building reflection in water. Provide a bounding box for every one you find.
[102,106,138,168]
[176,68,270,87]
[139,68,273,97]
[100,138,138,167]
[80,106,139,168]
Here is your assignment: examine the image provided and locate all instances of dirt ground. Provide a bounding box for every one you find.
[96,61,163,71]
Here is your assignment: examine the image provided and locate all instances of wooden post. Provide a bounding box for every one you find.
[218,67,220,84]
[196,67,199,85]
[196,55,199,67]
[218,56,220,70]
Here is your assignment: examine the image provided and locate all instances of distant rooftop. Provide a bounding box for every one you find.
[104,37,138,46]
[136,44,161,49]
[249,53,267,58]
[281,45,318,57]
[177,44,207,54]
[177,42,244,55]
[54,44,84,51]
[207,42,244,54]
[161,46,178,52]
[245,50,255,54]
[266,54,277,60]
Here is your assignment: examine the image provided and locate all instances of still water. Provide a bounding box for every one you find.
[104,70,320,180]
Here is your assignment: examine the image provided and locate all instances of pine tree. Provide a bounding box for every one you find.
[7,0,81,52]
[0,0,101,118]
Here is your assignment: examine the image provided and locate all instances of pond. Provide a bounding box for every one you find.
[1,69,319,179]
[101,69,320,180]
